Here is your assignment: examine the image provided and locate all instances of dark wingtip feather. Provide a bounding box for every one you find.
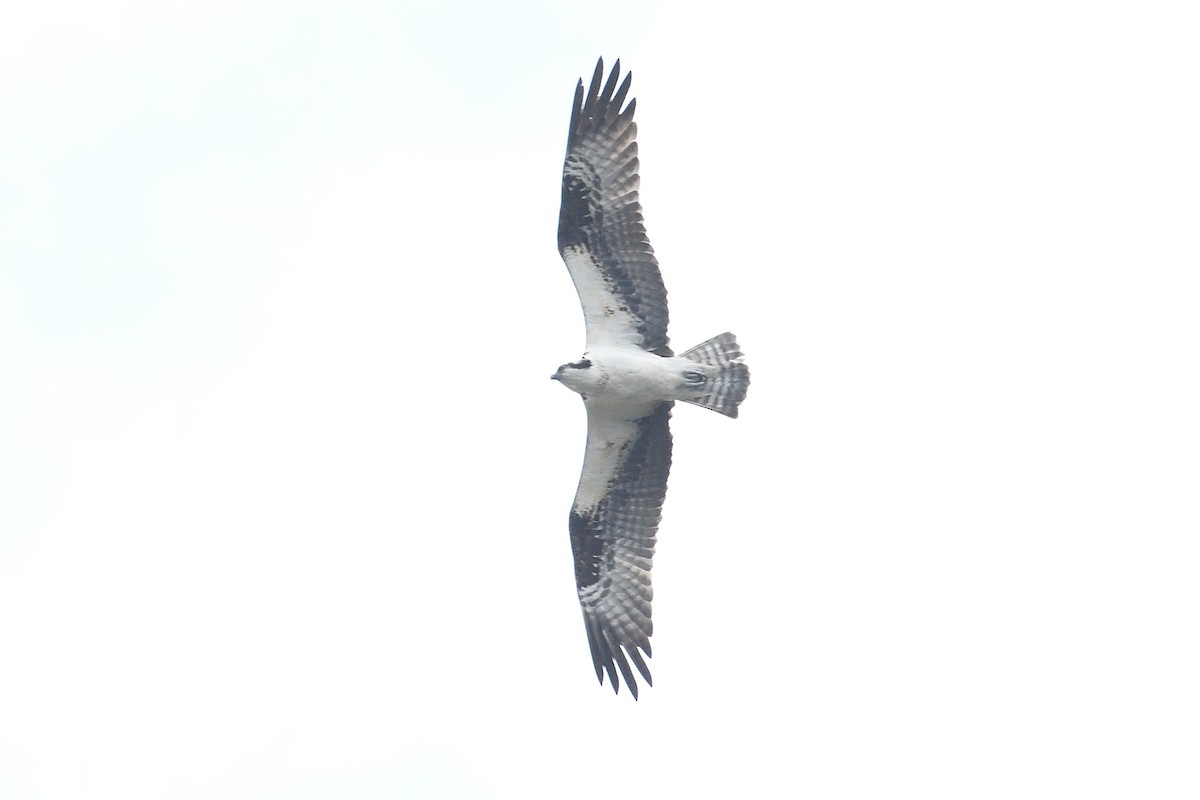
[628,646,652,689]
[610,636,639,700]
[600,59,622,109]
[612,71,633,116]
[583,58,605,119]
[601,643,620,694]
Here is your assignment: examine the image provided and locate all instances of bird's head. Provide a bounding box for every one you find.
[551,358,596,394]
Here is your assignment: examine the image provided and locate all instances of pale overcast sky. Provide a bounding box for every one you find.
[2,1,1198,798]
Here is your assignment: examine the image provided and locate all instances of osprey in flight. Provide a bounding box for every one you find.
[553,58,751,698]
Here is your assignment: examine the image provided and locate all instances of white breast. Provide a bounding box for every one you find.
[587,347,679,406]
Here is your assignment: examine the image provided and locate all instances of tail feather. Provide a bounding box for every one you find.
[680,332,750,418]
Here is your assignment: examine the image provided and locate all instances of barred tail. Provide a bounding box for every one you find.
[679,332,751,418]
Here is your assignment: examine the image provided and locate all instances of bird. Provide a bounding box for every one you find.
[552,58,751,698]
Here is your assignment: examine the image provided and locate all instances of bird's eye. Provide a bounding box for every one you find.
[570,359,592,370]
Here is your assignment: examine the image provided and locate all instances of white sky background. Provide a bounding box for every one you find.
[1,1,1198,797]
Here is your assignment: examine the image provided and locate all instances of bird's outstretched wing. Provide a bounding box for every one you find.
[558,58,671,357]
[569,401,673,698]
